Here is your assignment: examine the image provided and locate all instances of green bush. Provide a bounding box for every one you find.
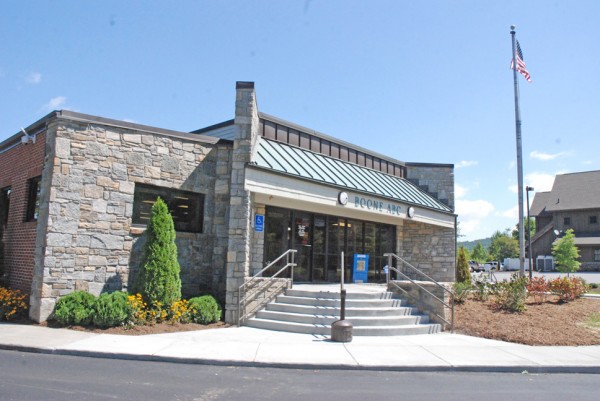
[188,295,222,324]
[452,282,471,304]
[133,197,182,308]
[472,276,491,302]
[93,291,132,328]
[53,291,97,326]
[492,274,528,312]
[456,247,471,284]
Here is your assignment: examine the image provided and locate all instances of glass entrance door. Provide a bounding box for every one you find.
[292,212,312,282]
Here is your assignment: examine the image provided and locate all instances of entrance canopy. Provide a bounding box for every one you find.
[247,137,455,228]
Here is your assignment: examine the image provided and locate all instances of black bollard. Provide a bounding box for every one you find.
[331,288,353,342]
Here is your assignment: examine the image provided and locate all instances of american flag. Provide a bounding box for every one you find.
[511,40,531,82]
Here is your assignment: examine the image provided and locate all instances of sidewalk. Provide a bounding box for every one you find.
[1,323,599,373]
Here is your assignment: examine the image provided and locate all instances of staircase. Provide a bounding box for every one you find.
[244,284,441,336]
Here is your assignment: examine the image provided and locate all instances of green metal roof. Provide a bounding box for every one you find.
[251,137,453,213]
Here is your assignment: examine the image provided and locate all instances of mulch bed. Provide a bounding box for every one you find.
[454,295,600,346]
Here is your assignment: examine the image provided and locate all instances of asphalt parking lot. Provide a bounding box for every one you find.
[473,270,600,284]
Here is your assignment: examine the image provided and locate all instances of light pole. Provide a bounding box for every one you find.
[526,186,534,279]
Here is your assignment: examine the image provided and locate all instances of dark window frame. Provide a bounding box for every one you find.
[25,176,41,222]
[132,183,205,233]
[590,215,597,224]
[563,217,571,226]
[0,186,10,226]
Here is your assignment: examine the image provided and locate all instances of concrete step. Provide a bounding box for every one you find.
[266,302,415,317]
[275,295,404,308]
[255,310,429,326]
[243,286,441,336]
[246,318,441,336]
[285,289,395,300]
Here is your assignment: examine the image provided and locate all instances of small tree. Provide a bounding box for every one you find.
[488,230,519,262]
[456,247,472,284]
[552,229,580,276]
[133,197,181,307]
[471,242,489,263]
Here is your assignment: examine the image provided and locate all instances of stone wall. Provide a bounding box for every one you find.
[406,163,454,210]
[29,116,230,322]
[224,82,260,324]
[388,280,453,329]
[399,219,456,282]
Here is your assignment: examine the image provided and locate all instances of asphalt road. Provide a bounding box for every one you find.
[0,350,598,401]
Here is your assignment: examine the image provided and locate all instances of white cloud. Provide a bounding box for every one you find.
[501,205,519,219]
[42,96,67,112]
[455,184,467,199]
[456,199,495,236]
[530,150,572,161]
[509,172,557,194]
[25,72,42,84]
[456,160,478,169]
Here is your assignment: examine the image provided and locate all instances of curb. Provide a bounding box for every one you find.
[2,343,599,374]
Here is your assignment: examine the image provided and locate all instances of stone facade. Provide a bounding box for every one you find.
[406,163,455,210]
[29,115,231,322]
[224,82,261,324]
[399,219,456,282]
[387,280,453,329]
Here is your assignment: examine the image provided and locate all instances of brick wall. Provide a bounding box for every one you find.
[0,132,46,294]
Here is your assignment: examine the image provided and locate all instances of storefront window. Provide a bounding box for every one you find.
[25,177,41,222]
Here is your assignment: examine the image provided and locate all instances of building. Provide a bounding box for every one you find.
[0,82,456,323]
[530,170,600,271]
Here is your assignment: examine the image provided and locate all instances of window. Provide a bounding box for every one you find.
[0,186,10,226]
[563,217,571,226]
[132,184,204,233]
[595,249,600,262]
[590,216,598,224]
[25,177,41,222]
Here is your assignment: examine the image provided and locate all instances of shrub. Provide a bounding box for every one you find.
[0,287,28,321]
[472,275,491,302]
[492,274,528,312]
[133,197,182,308]
[456,247,471,284]
[548,277,589,302]
[93,291,132,328]
[53,291,97,326]
[188,295,222,324]
[527,276,550,303]
[552,229,581,275]
[452,281,471,304]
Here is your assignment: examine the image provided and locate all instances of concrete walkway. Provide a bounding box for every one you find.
[1,322,599,373]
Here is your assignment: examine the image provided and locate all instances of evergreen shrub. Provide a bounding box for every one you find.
[133,197,181,308]
[93,291,132,328]
[188,295,222,324]
[456,247,471,283]
[53,291,97,325]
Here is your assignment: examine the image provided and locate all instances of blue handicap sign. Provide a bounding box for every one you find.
[255,214,264,232]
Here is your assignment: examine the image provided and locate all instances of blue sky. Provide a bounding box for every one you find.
[1,1,599,241]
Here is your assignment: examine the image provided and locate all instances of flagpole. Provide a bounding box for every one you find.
[511,25,526,277]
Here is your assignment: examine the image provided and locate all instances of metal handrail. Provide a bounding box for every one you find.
[237,249,297,326]
[384,253,455,332]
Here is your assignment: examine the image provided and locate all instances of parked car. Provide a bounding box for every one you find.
[468,260,482,272]
[482,261,500,272]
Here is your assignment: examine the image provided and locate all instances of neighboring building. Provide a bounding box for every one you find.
[0,82,456,323]
[530,170,600,271]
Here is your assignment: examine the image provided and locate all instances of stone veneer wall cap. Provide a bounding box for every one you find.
[53,110,221,145]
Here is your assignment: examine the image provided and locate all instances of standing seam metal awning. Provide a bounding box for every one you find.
[251,137,453,213]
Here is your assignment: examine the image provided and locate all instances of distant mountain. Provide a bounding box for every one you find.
[458,237,492,251]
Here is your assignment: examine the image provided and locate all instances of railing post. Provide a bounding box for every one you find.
[386,253,392,284]
[290,250,295,289]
